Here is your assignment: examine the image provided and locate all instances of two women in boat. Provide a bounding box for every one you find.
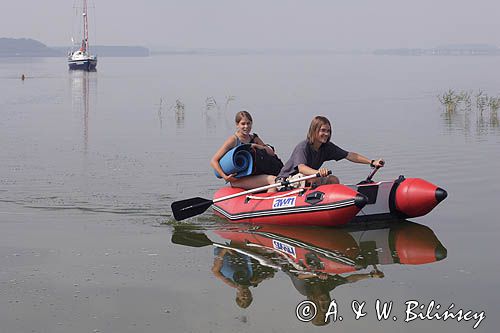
[211,113,384,189]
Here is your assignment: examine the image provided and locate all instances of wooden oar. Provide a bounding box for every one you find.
[171,171,330,221]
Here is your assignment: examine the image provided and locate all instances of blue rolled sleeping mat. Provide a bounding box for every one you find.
[214,144,254,178]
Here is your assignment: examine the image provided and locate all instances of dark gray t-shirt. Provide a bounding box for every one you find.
[278,140,348,178]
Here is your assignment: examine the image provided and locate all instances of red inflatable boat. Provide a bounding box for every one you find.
[213,184,367,226]
[212,175,447,226]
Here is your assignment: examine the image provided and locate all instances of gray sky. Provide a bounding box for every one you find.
[2,0,500,49]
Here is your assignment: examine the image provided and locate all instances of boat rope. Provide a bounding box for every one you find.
[246,189,305,201]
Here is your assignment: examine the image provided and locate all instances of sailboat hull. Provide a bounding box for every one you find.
[68,58,97,71]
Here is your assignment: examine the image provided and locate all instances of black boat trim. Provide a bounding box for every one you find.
[388,175,407,218]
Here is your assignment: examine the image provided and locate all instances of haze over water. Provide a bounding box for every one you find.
[0,54,499,332]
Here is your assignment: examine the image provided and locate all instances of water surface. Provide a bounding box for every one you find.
[0,54,499,332]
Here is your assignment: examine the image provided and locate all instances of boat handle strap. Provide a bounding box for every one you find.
[245,189,305,201]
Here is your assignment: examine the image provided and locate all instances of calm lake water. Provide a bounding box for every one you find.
[1,54,499,332]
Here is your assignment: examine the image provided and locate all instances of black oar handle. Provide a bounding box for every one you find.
[366,161,385,182]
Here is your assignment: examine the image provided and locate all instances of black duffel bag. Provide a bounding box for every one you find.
[253,146,284,176]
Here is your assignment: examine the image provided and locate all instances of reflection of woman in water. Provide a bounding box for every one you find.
[288,268,384,326]
[212,247,275,308]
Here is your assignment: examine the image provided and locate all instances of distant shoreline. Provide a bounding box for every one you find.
[2,38,499,57]
[0,38,149,57]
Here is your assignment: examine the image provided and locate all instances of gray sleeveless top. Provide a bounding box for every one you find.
[234,133,258,146]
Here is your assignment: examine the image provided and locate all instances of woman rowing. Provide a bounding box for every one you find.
[277,115,385,186]
[211,111,278,190]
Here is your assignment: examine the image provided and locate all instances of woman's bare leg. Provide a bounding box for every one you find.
[326,175,340,184]
[231,174,275,190]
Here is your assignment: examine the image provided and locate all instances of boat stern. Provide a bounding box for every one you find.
[393,177,448,218]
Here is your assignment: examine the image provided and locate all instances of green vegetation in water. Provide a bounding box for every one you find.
[457,90,473,111]
[438,89,460,113]
[225,95,236,110]
[475,90,488,113]
[488,96,500,113]
[173,99,185,113]
[205,96,218,111]
[439,89,500,115]
[156,97,186,128]
[160,218,201,228]
[440,89,500,134]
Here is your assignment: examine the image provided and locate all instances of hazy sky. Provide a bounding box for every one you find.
[2,0,500,49]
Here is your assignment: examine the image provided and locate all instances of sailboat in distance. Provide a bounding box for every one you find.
[68,0,97,71]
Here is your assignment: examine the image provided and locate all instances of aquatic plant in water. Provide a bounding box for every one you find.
[438,90,459,113]
[489,97,500,128]
[490,110,499,127]
[475,90,488,114]
[457,90,472,111]
[205,96,218,111]
[174,99,185,113]
[439,89,500,134]
[488,96,500,112]
[225,95,236,110]
[157,97,164,128]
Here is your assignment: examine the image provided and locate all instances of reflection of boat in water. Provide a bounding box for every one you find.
[211,221,447,275]
[70,70,96,152]
[68,0,97,71]
[172,221,446,319]
[172,220,447,289]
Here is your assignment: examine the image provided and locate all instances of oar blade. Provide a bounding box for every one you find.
[171,197,213,221]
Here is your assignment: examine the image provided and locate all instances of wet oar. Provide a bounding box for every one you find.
[171,172,329,221]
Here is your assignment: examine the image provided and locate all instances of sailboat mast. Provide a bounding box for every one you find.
[83,0,89,51]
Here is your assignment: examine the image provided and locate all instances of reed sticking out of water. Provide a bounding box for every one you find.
[488,96,500,112]
[457,90,472,111]
[205,96,218,111]
[156,98,185,128]
[174,99,185,112]
[225,95,235,110]
[440,89,500,133]
[438,90,459,113]
[174,99,185,128]
[157,98,164,128]
[476,90,488,114]
[439,89,500,115]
